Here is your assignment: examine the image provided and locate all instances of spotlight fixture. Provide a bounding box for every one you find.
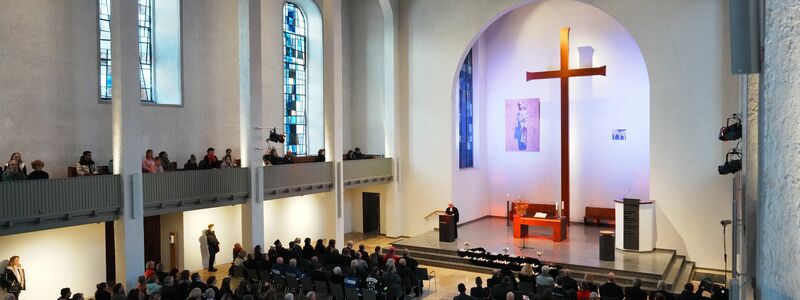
[718,149,742,175]
[267,128,286,144]
[719,114,742,141]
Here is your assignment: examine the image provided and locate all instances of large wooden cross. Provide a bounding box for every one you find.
[526,27,606,219]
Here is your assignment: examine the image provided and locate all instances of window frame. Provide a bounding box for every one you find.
[283,1,310,156]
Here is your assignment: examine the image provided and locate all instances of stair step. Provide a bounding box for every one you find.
[673,261,695,294]
[663,255,686,289]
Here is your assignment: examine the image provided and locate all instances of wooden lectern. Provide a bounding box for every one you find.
[439,214,456,242]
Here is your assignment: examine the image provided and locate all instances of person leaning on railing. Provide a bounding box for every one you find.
[26,160,48,180]
[3,152,27,175]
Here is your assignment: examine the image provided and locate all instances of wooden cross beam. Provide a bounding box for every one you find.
[525,27,607,219]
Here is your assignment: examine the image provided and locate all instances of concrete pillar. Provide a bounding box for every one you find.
[378,0,403,238]
[756,1,800,298]
[323,0,346,243]
[110,0,145,290]
[238,0,265,251]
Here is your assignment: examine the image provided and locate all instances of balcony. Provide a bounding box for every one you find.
[263,162,334,200]
[343,158,393,189]
[0,175,122,236]
[143,168,250,216]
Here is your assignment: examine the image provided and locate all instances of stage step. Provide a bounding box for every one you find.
[662,255,686,290]
[394,243,675,291]
[673,260,696,293]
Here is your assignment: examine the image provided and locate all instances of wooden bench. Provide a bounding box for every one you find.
[584,207,615,226]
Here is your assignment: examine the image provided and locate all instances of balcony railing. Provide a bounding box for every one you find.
[0,175,122,236]
[264,162,334,200]
[343,158,393,188]
[143,168,250,216]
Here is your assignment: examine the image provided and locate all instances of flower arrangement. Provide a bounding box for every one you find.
[502,247,510,255]
[514,199,529,216]
[463,241,471,250]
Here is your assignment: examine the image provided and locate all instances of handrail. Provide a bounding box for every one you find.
[424,210,446,221]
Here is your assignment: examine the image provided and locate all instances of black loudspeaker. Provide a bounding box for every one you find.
[729,0,762,74]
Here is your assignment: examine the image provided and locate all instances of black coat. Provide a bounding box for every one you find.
[625,286,648,300]
[470,286,488,299]
[207,231,220,253]
[446,206,460,223]
[3,267,25,292]
[599,282,624,299]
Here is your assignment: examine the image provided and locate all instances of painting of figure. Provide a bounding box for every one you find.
[506,98,540,152]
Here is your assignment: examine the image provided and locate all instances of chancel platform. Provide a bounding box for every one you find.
[393,217,695,293]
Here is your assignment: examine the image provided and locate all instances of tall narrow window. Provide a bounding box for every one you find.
[283,3,308,156]
[99,0,112,100]
[99,0,180,104]
[458,50,474,169]
[138,0,154,102]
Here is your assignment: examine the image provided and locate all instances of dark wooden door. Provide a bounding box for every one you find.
[362,192,380,234]
[143,216,162,264]
[104,221,116,282]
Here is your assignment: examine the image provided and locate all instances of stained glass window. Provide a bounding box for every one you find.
[99,0,112,100]
[283,3,308,156]
[459,50,474,169]
[138,0,154,102]
[98,0,155,102]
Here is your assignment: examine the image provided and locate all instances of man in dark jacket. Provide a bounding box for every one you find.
[206,224,220,272]
[598,272,624,300]
[160,276,180,300]
[470,277,488,299]
[490,276,513,300]
[454,283,472,300]
[624,278,648,300]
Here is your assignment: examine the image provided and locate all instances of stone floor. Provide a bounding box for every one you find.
[394,217,674,276]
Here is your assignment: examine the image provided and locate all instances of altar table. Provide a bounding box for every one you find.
[513,215,568,242]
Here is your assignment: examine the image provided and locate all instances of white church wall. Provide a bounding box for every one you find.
[399,0,736,269]
[262,192,337,244]
[159,212,185,270]
[480,1,650,221]
[342,0,386,155]
[451,35,492,224]
[343,185,389,234]
[0,1,242,178]
[182,205,243,271]
[0,224,106,300]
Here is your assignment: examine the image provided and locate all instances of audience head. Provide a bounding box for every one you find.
[284,293,294,300]
[289,259,298,268]
[112,283,124,294]
[448,202,454,208]
[72,292,85,300]
[399,258,407,266]
[207,223,214,231]
[293,237,301,244]
[562,268,572,277]
[502,276,512,286]
[276,257,284,265]
[347,240,354,249]
[9,152,22,163]
[684,282,694,292]
[223,156,232,164]
[61,287,72,298]
[164,276,174,287]
[541,266,550,276]
[656,280,666,291]
[207,147,215,155]
[374,246,381,253]
[475,276,483,286]
[274,239,283,248]
[138,275,146,285]
[520,263,534,276]
[589,292,599,300]
[207,275,217,286]
[318,149,325,156]
[159,151,168,158]
[187,288,202,300]
[555,276,564,287]
[607,272,616,283]
[505,291,515,300]
[583,273,594,284]
[31,159,44,171]
[180,270,190,281]
[81,151,93,161]
[328,239,335,248]
[632,278,642,288]
[304,238,312,245]
[580,281,591,291]
[203,288,215,300]
[154,157,162,166]
[226,148,232,156]
[333,266,342,275]
[457,283,466,294]
[145,261,155,270]
[189,155,197,162]
[6,159,19,171]
[315,239,324,248]
[190,272,201,282]
[145,149,154,159]
[96,282,107,291]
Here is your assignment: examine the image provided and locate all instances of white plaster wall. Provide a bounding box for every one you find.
[480,1,650,220]
[159,212,185,270]
[398,0,737,269]
[343,185,389,234]
[451,35,491,224]
[262,192,337,243]
[0,224,106,300]
[343,0,386,154]
[182,206,243,271]
[756,0,800,298]
[0,0,241,178]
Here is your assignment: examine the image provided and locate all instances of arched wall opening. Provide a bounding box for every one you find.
[451,0,650,222]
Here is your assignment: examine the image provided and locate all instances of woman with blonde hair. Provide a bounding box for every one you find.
[4,153,26,175]
[185,287,202,300]
[517,263,536,284]
[3,256,25,300]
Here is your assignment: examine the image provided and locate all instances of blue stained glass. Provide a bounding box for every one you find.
[98,0,154,102]
[283,2,308,155]
[459,50,474,169]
